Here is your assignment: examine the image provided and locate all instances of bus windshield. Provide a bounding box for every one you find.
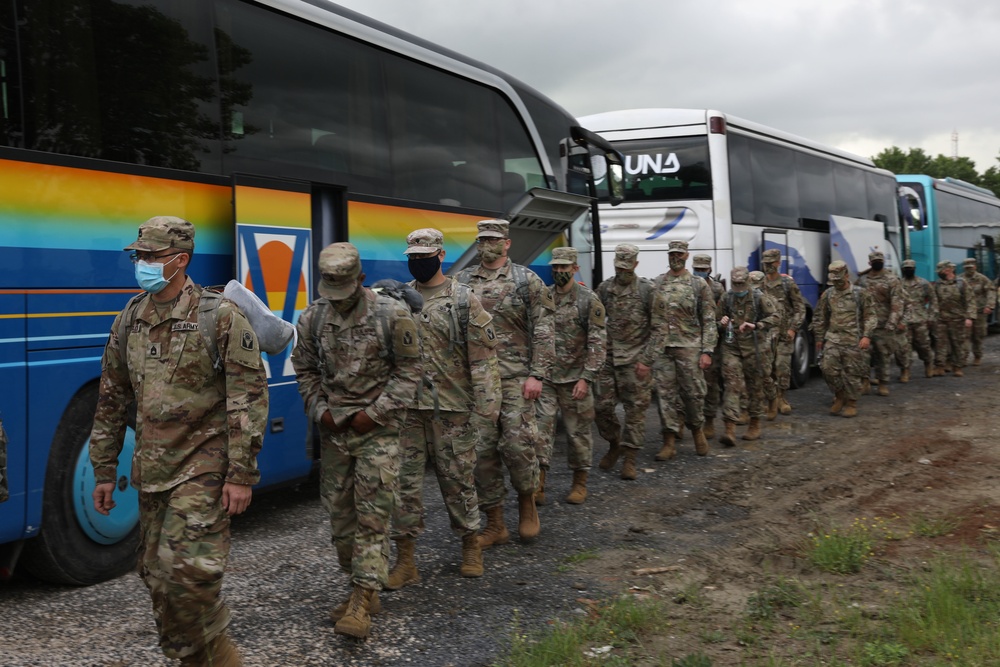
[618,136,712,202]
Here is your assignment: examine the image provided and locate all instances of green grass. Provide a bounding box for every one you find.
[556,548,600,572]
[806,517,886,574]
[909,512,962,538]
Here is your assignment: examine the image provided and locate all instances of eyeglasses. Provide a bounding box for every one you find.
[476,238,505,245]
[129,251,184,265]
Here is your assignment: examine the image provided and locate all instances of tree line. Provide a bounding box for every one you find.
[873,147,1000,197]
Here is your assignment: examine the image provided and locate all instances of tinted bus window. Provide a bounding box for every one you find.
[750,139,798,228]
[796,153,836,227]
[728,133,754,224]
[866,172,896,222]
[617,136,711,202]
[833,164,867,219]
[938,191,961,224]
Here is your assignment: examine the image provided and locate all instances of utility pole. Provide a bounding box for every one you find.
[952,129,959,159]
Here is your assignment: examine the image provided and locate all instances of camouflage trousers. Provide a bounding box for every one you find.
[652,347,707,434]
[474,376,541,508]
[0,421,8,503]
[138,473,230,660]
[820,341,869,401]
[392,409,480,539]
[721,341,768,421]
[772,331,794,393]
[900,322,934,369]
[869,328,897,382]
[703,349,723,419]
[935,320,970,370]
[320,422,401,591]
[970,315,989,360]
[536,380,595,471]
[594,362,652,451]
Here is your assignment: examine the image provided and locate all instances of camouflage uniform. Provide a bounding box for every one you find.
[898,260,937,376]
[812,262,878,403]
[90,217,268,661]
[747,270,778,404]
[536,248,607,473]
[291,243,421,593]
[594,245,654,453]
[856,252,903,387]
[0,418,8,503]
[760,248,807,403]
[933,261,976,373]
[692,254,726,424]
[962,260,995,363]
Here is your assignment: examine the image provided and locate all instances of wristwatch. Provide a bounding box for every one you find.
[532,375,544,382]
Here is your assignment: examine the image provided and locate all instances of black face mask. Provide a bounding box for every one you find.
[408,255,441,283]
[870,261,884,271]
[902,268,915,279]
[937,272,949,280]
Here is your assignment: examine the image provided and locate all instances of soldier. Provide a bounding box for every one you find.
[718,267,781,445]
[759,248,807,415]
[637,240,717,459]
[857,251,903,396]
[386,229,501,590]
[748,270,779,419]
[692,254,725,438]
[455,220,552,546]
[812,260,877,418]
[593,244,655,480]
[292,242,421,639]
[897,259,938,379]
[535,247,606,504]
[90,216,268,665]
[932,260,975,377]
[961,258,995,365]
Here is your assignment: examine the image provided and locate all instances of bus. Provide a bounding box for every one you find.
[0,0,619,585]
[897,175,1000,282]
[575,108,904,386]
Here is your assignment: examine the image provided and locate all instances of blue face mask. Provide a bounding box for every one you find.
[135,255,180,294]
[693,270,710,279]
[733,290,749,298]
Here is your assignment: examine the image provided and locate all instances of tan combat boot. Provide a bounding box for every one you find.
[478,505,509,549]
[702,418,715,440]
[778,391,792,415]
[334,586,375,638]
[677,423,685,441]
[655,432,676,461]
[534,468,547,506]
[517,492,540,541]
[829,392,845,415]
[331,590,382,623]
[736,411,750,425]
[765,398,779,421]
[385,537,420,590]
[598,441,622,470]
[974,357,982,366]
[899,368,910,383]
[620,448,638,480]
[692,427,709,456]
[954,368,964,377]
[565,470,588,504]
[201,632,242,667]
[842,399,858,418]
[861,378,871,394]
[924,362,934,378]
[460,532,483,578]
[742,418,761,441]
[877,380,890,396]
[719,421,737,447]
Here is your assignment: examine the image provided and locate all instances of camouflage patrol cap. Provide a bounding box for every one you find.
[666,239,688,254]
[762,248,781,263]
[962,257,977,266]
[902,259,916,269]
[549,247,578,265]
[476,219,509,239]
[869,250,885,261]
[827,260,849,284]
[692,254,712,268]
[403,228,444,255]
[936,260,954,271]
[318,242,362,300]
[124,216,195,252]
[613,244,639,269]
[748,270,765,287]
[730,266,749,285]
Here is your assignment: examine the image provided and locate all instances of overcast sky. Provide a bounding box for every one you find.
[330,0,1000,173]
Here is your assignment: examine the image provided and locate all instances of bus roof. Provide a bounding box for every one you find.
[898,174,1000,204]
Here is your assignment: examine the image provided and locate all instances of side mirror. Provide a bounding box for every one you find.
[571,125,625,205]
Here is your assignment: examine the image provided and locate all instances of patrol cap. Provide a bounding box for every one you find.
[124,215,195,252]
[476,219,509,239]
[827,260,848,284]
[869,250,885,261]
[962,257,977,266]
[403,228,444,255]
[936,260,954,271]
[614,244,639,269]
[692,254,712,268]
[318,242,362,300]
[549,247,578,265]
[730,266,749,285]
[901,259,916,269]
[748,270,765,287]
[667,239,688,254]
[762,248,781,263]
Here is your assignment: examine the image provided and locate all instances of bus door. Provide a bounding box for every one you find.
[233,174,333,485]
[761,231,789,273]
[829,215,899,281]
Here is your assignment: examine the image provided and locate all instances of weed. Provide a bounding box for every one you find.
[671,652,712,667]
[746,578,805,620]
[859,640,908,666]
[910,512,961,538]
[806,517,885,574]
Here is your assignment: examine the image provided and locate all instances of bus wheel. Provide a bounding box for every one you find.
[790,327,812,389]
[22,383,140,585]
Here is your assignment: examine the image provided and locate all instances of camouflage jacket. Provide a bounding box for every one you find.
[90,278,269,492]
[596,275,654,366]
[812,284,878,346]
[407,278,501,416]
[762,273,807,333]
[292,288,421,429]
[718,289,781,352]
[900,276,938,324]
[964,271,996,313]
[857,271,903,329]
[934,278,976,322]
[456,260,555,380]
[0,419,7,503]
[547,281,607,384]
[639,270,717,365]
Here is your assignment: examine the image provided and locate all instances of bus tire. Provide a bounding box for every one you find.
[22,383,140,586]
[790,326,812,389]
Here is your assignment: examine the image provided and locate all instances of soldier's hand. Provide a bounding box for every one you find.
[350,410,378,435]
[572,379,589,400]
[321,410,336,430]
[222,483,252,516]
[523,376,543,400]
[815,341,824,352]
[635,362,651,380]
[859,336,871,350]
[719,315,730,326]
[738,322,755,333]
[698,353,712,370]
[965,319,974,328]
[786,329,796,342]
[92,482,116,516]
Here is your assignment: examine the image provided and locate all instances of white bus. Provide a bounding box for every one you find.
[576,108,904,386]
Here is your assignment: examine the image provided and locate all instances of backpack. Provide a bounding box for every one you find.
[552,284,599,335]
[456,262,532,323]
[117,289,225,371]
[649,274,703,322]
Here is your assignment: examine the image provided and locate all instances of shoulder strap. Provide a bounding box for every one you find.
[511,263,531,306]
[450,282,471,352]
[725,291,733,316]
[597,280,609,307]
[374,297,395,362]
[116,293,149,366]
[576,287,591,333]
[455,268,472,286]
[197,291,224,371]
[310,298,329,369]
[690,275,702,322]
[781,275,792,299]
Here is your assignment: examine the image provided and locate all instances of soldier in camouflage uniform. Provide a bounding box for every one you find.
[692,254,725,438]
[292,242,421,639]
[857,251,903,396]
[717,267,781,445]
[535,248,606,505]
[90,216,268,666]
[638,240,717,459]
[760,248,807,415]
[594,244,655,480]
[0,417,8,503]
[932,260,976,377]
[897,259,938,379]
[812,260,877,418]
[748,270,778,417]
[455,220,553,546]
[386,229,500,590]
[961,258,995,365]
